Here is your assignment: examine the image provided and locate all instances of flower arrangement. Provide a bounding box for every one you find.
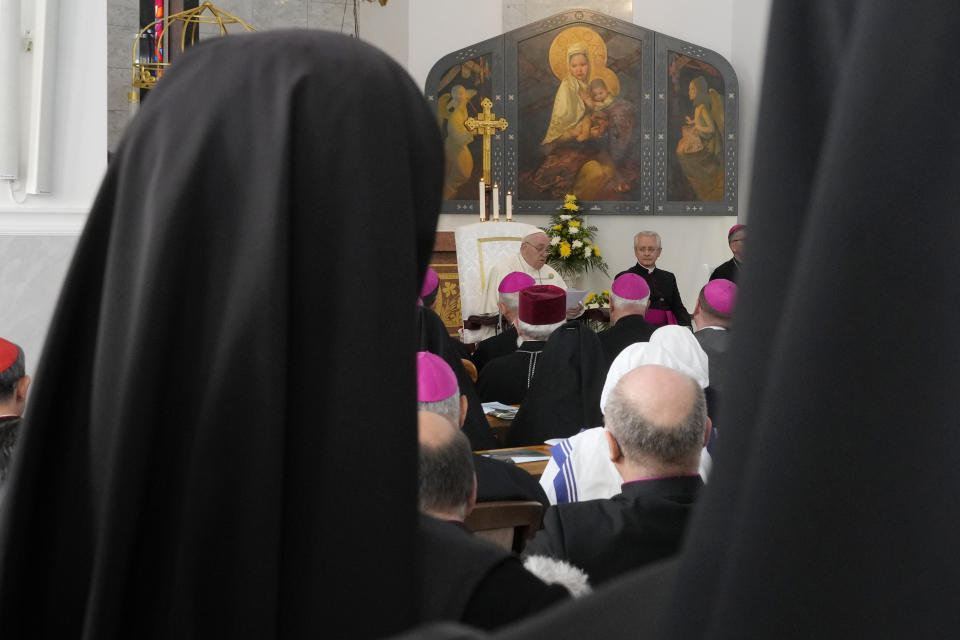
[584,289,610,309]
[541,194,609,280]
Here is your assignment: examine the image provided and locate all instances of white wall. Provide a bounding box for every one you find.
[0,0,106,368]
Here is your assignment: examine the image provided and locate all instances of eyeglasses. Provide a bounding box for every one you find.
[525,243,549,254]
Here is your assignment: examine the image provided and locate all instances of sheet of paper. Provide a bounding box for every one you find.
[482,401,516,414]
[566,289,588,308]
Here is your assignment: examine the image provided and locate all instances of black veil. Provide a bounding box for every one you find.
[0,31,442,639]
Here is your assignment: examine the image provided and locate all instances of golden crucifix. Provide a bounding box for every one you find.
[464,98,508,184]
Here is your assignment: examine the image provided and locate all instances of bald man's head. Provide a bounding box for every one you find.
[417,411,475,519]
[604,365,707,468]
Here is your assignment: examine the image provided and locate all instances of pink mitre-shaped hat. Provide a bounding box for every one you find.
[498,271,536,293]
[611,273,650,301]
[416,351,458,402]
[728,223,745,239]
[420,268,440,297]
[0,338,17,371]
[703,278,737,315]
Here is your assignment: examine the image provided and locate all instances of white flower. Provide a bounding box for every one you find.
[572,240,583,249]
[584,247,593,257]
[559,214,572,221]
[568,226,579,234]
[550,235,561,246]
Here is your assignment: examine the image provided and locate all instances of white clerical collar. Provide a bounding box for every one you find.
[639,264,655,274]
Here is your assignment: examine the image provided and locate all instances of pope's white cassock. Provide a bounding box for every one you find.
[480,254,568,314]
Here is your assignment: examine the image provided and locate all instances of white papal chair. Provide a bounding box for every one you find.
[455,221,538,344]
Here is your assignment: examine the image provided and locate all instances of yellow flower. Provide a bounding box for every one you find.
[568,220,580,227]
[602,289,610,296]
[564,194,577,203]
[563,202,578,211]
[559,241,572,258]
[552,224,562,230]
[585,293,596,303]
[593,245,601,255]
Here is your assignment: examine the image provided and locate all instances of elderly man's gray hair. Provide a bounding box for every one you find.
[605,374,706,465]
[518,319,565,342]
[419,392,461,429]
[634,231,661,248]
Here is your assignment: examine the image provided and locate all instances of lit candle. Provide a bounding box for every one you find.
[493,184,500,221]
[479,178,485,221]
[506,190,513,221]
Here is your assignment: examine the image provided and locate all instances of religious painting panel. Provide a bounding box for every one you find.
[426,37,503,215]
[655,35,739,215]
[425,9,738,217]
[508,11,654,214]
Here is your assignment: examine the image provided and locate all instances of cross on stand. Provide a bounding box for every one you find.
[464,98,508,185]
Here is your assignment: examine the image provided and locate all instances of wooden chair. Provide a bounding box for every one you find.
[464,500,544,553]
[461,358,478,383]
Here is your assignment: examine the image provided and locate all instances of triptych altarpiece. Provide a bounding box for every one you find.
[426,9,739,217]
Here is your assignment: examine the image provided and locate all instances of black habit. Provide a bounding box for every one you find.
[0,31,442,639]
[472,326,520,372]
[506,322,607,447]
[615,264,691,326]
[476,341,546,405]
[597,313,658,363]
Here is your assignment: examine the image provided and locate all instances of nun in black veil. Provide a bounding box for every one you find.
[393,1,960,638]
[0,31,442,639]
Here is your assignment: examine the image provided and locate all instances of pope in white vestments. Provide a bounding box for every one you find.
[481,231,568,314]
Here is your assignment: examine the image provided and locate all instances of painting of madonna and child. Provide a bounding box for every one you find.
[517,25,644,203]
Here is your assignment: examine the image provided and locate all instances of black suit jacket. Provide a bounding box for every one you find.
[616,264,691,326]
[598,314,657,363]
[522,475,702,586]
[472,326,519,372]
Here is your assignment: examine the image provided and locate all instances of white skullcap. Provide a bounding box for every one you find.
[599,326,709,414]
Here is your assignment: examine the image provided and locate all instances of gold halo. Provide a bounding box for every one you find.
[590,66,620,97]
[548,26,608,82]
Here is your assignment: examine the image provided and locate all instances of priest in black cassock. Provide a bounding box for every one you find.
[709,224,746,283]
[472,271,535,372]
[597,273,658,363]
[615,231,691,327]
[476,285,566,405]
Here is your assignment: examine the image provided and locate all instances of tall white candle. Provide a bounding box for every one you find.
[506,190,513,221]
[493,184,500,221]
[479,179,485,221]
